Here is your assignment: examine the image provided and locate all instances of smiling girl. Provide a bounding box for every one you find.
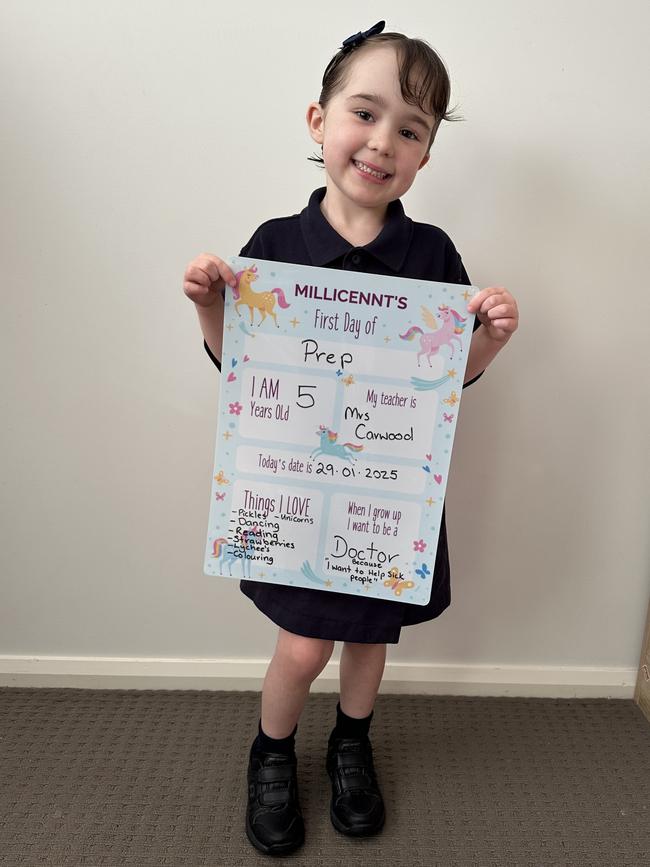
[183,21,519,857]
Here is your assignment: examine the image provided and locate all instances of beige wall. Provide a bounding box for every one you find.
[1,0,648,688]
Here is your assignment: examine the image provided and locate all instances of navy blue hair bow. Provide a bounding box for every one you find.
[341,20,385,52]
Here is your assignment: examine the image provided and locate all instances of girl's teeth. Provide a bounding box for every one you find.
[354,160,388,179]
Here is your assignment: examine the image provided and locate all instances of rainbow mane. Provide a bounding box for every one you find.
[450,309,467,334]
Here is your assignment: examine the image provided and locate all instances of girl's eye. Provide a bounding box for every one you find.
[354,110,373,121]
[400,129,418,141]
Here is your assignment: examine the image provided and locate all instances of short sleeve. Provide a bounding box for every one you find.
[204,338,221,371]
[454,251,484,390]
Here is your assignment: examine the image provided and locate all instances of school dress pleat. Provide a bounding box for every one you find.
[205,187,483,643]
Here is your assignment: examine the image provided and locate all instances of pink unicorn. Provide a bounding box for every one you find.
[399,305,467,366]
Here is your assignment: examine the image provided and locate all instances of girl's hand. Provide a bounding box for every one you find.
[467,286,519,343]
[183,254,237,308]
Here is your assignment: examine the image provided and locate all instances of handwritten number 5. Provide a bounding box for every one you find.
[296,385,317,408]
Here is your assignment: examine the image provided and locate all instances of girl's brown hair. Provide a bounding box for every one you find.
[309,32,463,165]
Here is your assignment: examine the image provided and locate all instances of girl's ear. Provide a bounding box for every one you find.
[418,153,431,170]
[306,102,325,144]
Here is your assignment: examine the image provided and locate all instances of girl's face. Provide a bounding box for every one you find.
[307,46,433,215]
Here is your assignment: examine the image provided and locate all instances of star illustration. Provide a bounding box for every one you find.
[290,317,300,328]
[222,431,232,440]
[258,571,266,579]
[384,336,391,343]
[363,584,371,592]
[226,323,234,331]
[325,579,333,588]
[426,497,435,507]
[462,289,471,301]
[447,369,457,378]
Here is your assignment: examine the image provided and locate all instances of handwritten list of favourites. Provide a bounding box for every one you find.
[203,258,476,605]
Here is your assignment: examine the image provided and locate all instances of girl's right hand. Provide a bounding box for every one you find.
[183,254,237,307]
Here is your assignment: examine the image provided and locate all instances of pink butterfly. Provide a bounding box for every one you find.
[215,492,226,501]
[443,413,454,423]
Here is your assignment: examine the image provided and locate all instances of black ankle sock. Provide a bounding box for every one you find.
[332,700,374,739]
[254,719,298,756]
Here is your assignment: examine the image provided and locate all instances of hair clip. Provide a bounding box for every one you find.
[340,20,385,53]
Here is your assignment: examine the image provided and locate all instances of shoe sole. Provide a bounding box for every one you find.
[329,802,385,837]
[245,812,305,857]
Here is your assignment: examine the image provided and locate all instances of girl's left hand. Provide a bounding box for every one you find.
[467,286,519,343]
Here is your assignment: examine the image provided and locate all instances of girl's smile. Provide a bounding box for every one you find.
[351,159,393,182]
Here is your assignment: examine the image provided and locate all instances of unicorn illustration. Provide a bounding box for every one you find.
[232,265,290,327]
[211,527,259,578]
[311,425,364,463]
[399,304,467,366]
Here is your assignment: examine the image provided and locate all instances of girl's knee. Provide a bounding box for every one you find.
[343,640,387,653]
[278,628,334,678]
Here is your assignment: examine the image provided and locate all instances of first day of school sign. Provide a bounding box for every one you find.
[203,257,476,605]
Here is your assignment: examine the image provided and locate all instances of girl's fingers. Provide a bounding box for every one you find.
[185,264,213,286]
[467,288,491,312]
[213,259,237,288]
[485,303,515,320]
[199,255,233,286]
[466,286,518,339]
[490,318,517,332]
[480,292,514,312]
[467,286,507,313]
[189,256,236,288]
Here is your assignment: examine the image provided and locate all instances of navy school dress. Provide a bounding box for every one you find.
[205,187,483,644]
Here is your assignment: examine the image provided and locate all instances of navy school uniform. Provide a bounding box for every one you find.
[204,187,483,644]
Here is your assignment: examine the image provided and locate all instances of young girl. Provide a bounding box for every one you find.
[183,21,518,857]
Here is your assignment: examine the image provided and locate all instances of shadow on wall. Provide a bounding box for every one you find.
[442,136,646,636]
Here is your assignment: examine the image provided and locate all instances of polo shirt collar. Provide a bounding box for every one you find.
[300,187,413,272]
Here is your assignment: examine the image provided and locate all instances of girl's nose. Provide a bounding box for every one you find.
[367,127,394,156]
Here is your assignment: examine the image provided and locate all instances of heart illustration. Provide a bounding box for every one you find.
[243,355,250,362]
[425,453,432,461]
[422,466,431,473]
[231,358,237,368]
[434,474,443,484]
[227,372,237,382]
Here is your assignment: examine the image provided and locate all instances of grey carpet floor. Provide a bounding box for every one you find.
[0,688,648,866]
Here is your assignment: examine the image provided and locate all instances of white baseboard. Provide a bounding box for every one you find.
[0,655,637,698]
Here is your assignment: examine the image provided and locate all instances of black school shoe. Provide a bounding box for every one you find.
[326,732,385,836]
[246,741,305,856]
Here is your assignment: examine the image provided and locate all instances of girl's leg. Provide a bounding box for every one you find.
[338,641,387,718]
[260,627,335,738]
[327,641,387,837]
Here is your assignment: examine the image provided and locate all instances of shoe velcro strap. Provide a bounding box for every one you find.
[338,771,373,791]
[260,785,292,806]
[257,765,294,784]
[335,751,371,769]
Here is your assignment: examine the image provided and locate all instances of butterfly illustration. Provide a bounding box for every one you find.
[443,391,459,407]
[443,412,455,423]
[384,567,415,596]
[215,492,226,501]
[415,563,430,580]
[214,470,230,485]
[341,374,355,386]
[384,576,415,596]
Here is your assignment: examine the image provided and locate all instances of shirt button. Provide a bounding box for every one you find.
[351,254,361,265]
